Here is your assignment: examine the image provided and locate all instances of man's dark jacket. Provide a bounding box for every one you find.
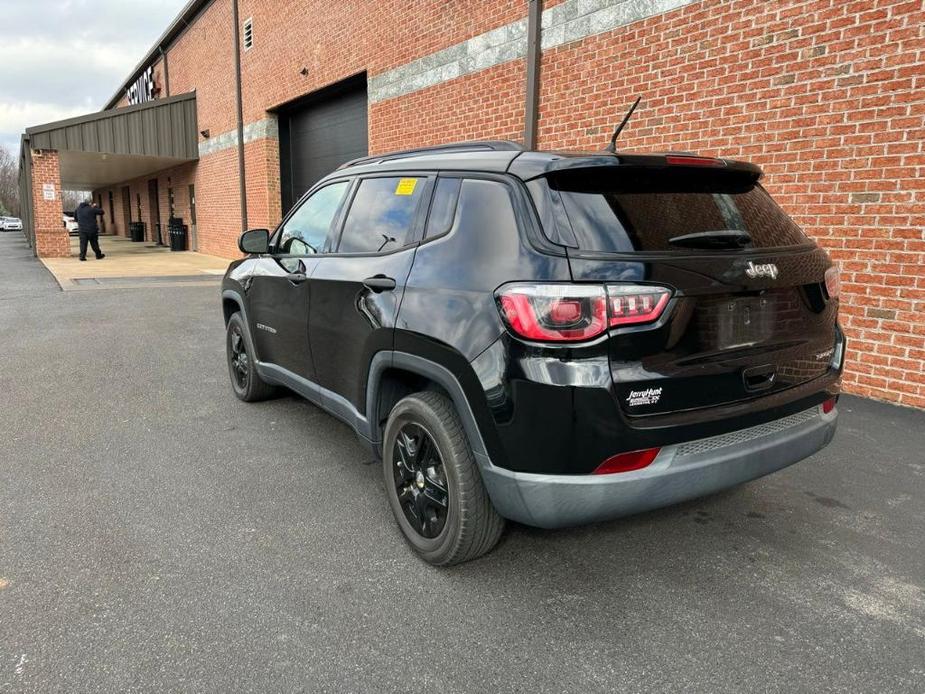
[74,202,104,233]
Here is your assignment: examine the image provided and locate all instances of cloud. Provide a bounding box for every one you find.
[0,101,95,153]
[0,38,133,107]
[0,0,184,45]
[0,0,188,155]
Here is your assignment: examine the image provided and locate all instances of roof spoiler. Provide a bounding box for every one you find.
[511,152,763,181]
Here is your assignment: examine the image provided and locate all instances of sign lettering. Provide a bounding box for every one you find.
[126,65,157,106]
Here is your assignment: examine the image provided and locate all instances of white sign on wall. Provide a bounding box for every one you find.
[42,183,56,201]
[126,65,157,106]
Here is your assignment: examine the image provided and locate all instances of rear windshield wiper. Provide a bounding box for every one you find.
[668,230,753,249]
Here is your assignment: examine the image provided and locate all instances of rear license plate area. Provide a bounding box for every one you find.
[699,295,775,349]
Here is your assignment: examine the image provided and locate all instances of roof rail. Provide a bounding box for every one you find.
[338,140,524,169]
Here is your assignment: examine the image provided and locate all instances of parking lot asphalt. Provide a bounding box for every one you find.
[1,232,923,693]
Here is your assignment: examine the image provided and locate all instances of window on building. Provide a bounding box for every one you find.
[243,18,254,51]
[337,177,425,254]
[277,181,349,255]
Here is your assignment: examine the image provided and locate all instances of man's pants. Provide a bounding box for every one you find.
[79,231,102,259]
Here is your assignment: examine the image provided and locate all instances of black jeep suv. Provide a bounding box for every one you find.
[222,141,843,565]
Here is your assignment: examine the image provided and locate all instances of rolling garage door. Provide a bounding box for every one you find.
[279,77,369,213]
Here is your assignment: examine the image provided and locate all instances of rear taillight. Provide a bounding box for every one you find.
[824,265,841,300]
[497,285,607,342]
[822,397,836,414]
[607,285,672,326]
[496,284,672,343]
[594,447,661,474]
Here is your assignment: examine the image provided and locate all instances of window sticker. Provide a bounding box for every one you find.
[395,178,418,196]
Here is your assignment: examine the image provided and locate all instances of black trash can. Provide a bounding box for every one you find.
[169,224,188,251]
[129,221,145,242]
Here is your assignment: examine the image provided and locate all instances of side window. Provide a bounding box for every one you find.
[336,177,425,254]
[424,177,462,239]
[455,179,520,241]
[277,181,349,255]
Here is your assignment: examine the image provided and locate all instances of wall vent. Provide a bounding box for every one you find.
[243,18,254,51]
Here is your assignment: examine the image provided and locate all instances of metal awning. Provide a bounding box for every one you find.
[24,92,198,188]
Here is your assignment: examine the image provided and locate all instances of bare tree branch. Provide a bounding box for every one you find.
[0,146,19,217]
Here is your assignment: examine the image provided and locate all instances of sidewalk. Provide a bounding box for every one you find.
[40,234,231,290]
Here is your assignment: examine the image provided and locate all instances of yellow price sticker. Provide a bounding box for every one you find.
[395,178,418,196]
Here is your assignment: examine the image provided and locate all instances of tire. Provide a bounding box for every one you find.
[226,312,276,402]
[382,391,505,565]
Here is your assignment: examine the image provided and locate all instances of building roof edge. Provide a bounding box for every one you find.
[101,0,213,110]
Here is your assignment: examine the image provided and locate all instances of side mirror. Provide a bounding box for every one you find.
[239,228,269,254]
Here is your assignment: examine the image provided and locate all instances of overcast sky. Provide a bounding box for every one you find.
[0,0,187,156]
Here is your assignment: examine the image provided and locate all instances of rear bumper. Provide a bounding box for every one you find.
[480,404,837,528]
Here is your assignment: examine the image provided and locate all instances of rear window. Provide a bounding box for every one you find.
[530,169,807,253]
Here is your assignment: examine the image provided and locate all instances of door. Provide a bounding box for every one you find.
[147,179,160,243]
[309,175,430,410]
[279,76,368,213]
[108,191,114,233]
[121,186,131,235]
[246,180,352,379]
[96,193,105,233]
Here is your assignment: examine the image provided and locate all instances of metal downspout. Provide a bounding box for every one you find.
[524,0,543,150]
[159,46,170,97]
[231,0,248,230]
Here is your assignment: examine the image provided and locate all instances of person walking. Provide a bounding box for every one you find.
[74,199,105,261]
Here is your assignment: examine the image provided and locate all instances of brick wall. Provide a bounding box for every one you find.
[370,60,527,153]
[95,161,197,246]
[234,0,530,128]
[194,147,244,258]
[167,1,237,134]
[114,185,130,238]
[30,150,70,258]
[244,137,282,232]
[532,0,924,407]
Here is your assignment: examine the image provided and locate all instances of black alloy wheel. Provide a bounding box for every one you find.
[392,422,449,539]
[230,325,249,391]
[382,391,504,565]
[225,312,276,402]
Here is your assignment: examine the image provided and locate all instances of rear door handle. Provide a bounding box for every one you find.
[363,275,396,292]
[287,272,308,285]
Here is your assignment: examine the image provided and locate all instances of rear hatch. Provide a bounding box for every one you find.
[526,155,841,417]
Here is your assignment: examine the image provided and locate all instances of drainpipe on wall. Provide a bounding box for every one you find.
[231,0,248,231]
[524,0,543,150]
[159,46,170,97]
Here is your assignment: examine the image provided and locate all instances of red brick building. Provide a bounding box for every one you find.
[19,0,925,408]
